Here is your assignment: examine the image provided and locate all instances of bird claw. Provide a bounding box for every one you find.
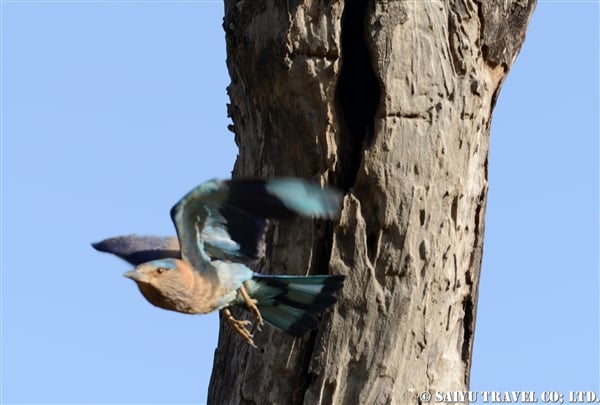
[221,284,264,347]
[223,308,257,348]
[240,283,264,330]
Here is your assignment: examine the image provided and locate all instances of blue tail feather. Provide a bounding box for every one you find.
[260,305,318,337]
[246,274,345,337]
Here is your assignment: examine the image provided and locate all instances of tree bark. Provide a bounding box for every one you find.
[208,1,536,404]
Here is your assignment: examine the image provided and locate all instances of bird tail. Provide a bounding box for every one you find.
[246,274,345,337]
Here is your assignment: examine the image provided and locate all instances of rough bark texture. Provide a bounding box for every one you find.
[208,1,535,404]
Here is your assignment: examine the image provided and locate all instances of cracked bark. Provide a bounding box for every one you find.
[208,1,536,404]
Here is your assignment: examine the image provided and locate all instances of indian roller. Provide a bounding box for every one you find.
[93,178,345,346]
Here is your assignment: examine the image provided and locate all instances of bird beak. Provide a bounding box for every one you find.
[123,270,144,282]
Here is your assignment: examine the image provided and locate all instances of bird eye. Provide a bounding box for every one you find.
[156,268,165,274]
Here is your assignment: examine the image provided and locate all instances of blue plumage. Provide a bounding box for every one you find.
[93,177,345,345]
[92,235,180,265]
[246,274,345,336]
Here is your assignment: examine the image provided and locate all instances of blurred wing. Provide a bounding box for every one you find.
[92,235,180,266]
[201,204,268,262]
[170,179,225,274]
[170,178,343,272]
[223,178,342,220]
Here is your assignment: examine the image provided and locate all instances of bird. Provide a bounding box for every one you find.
[92,178,345,346]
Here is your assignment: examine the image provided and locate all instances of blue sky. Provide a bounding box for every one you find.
[1,1,598,404]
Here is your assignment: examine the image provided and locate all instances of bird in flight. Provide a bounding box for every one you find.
[93,178,345,346]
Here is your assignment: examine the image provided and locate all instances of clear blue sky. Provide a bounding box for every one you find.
[1,1,598,404]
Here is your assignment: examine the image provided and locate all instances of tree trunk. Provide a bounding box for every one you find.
[208,1,536,404]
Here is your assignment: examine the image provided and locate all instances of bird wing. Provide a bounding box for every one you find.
[170,178,343,275]
[170,179,227,276]
[92,235,181,266]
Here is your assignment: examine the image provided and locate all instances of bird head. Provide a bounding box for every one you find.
[123,258,180,285]
[123,258,198,313]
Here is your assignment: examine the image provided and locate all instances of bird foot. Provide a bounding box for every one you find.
[223,308,257,348]
[240,283,264,330]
